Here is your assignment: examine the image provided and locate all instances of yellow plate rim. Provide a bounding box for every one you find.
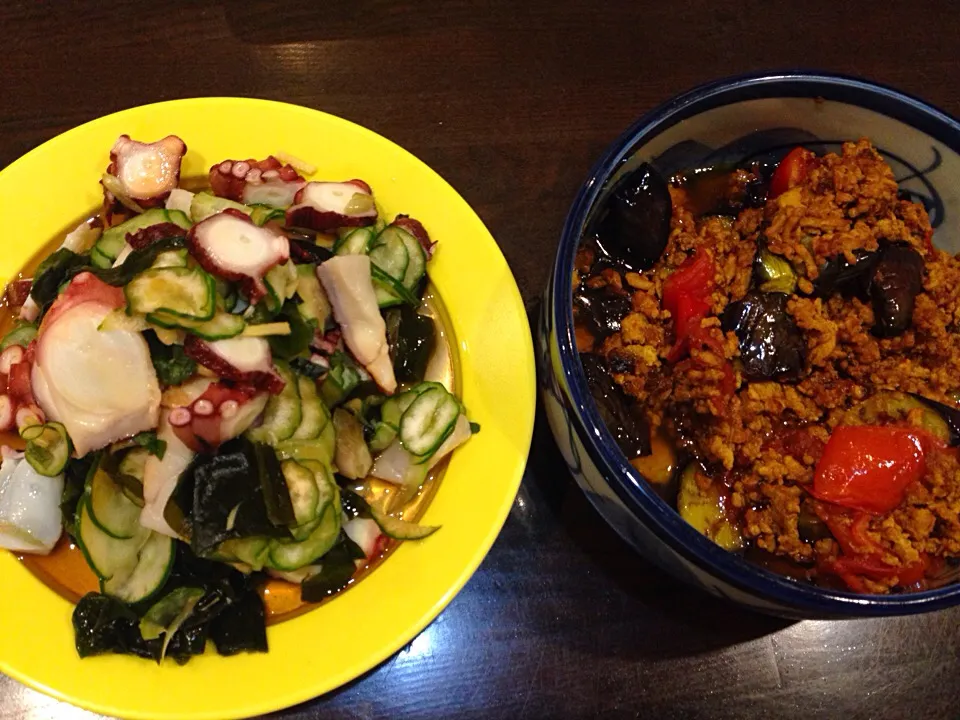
[0,98,535,719]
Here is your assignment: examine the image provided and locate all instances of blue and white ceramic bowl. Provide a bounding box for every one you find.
[539,72,960,618]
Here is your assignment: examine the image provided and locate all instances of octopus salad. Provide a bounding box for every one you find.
[0,134,476,662]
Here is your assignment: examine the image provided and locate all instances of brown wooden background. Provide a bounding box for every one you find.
[2,1,959,718]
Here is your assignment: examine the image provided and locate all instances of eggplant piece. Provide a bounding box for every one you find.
[908,393,960,446]
[722,291,805,381]
[572,285,632,341]
[671,164,769,217]
[579,353,651,458]
[844,391,950,444]
[869,243,924,337]
[590,163,671,271]
[811,249,877,298]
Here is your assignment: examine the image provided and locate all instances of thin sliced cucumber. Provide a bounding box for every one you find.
[218,537,271,570]
[394,227,427,291]
[295,264,331,327]
[292,375,326,440]
[88,463,141,540]
[264,261,299,312]
[102,531,175,604]
[92,209,191,269]
[334,227,374,255]
[333,408,372,480]
[369,504,439,540]
[250,205,286,227]
[368,421,397,453]
[190,191,251,223]
[0,324,37,350]
[371,264,419,307]
[267,492,341,571]
[21,421,70,477]
[151,248,190,269]
[368,227,410,281]
[147,310,245,340]
[281,460,320,527]
[246,362,301,445]
[398,386,460,457]
[75,498,149,581]
[126,266,216,321]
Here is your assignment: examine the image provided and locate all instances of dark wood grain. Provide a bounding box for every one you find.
[3,1,960,718]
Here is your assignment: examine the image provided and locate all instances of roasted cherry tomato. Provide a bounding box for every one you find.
[769,146,817,198]
[812,425,926,514]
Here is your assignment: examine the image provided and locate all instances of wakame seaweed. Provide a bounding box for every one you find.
[72,542,267,663]
[186,437,289,557]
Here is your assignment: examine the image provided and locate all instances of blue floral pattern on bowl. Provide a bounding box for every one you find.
[539,72,960,618]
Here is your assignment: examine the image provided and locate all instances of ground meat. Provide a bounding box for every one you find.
[579,139,960,594]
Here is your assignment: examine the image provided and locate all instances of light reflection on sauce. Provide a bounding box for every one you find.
[6,213,459,624]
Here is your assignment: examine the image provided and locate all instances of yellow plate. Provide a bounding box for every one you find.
[0,99,535,719]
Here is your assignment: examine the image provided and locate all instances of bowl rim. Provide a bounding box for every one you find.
[552,70,960,615]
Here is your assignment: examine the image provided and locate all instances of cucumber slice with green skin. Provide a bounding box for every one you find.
[292,375,326,440]
[380,383,439,429]
[264,262,299,312]
[267,490,341,571]
[151,248,190,269]
[333,408,373,480]
[370,265,419,307]
[368,421,397,453]
[246,362,301,445]
[369,227,410,282]
[250,205,286,227]
[394,227,427,291]
[295,264,331,327]
[334,227,374,255]
[75,497,149,581]
[147,310,245,340]
[21,422,70,477]
[102,531,174,604]
[125,266,217,321]
[369,505,439,541]
[398,386,460,457]
[92,209,192,268]
[217,537,272,570]
[0,324,37,350]
[87,463,142,540]
[190,191,251,223]
[281,459,320,527]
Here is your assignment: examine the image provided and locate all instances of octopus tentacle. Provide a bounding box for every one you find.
[104,135,186,209]
[286,180,378,232]
[187,209,289,302]
[209,156,306,208]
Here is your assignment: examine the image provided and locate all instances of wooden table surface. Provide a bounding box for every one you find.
[3,1,960,718]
